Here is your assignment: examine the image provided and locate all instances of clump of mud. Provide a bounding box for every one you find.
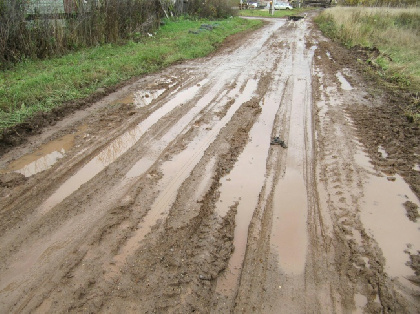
[0,172,27,198]
[403,201,419,222]
[0,172,26,188]
[406,252,420,286]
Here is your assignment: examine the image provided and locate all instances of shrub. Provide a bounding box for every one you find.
[0,0,161,68]
[0,0,236,69]
[186,0,235,19]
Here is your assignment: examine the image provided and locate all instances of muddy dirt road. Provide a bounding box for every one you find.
[1,16,419,313]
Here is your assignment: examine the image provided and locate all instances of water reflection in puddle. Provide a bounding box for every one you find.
[272,168,308,274]
[336,72,353,91]
[1,125,87,177]
[354,293,368,312]
[378,145,388,158]
[113,77,176,107]
[215,93,280,294]
[355,144,420,281]
[39,81,206,215]
[270,76,310,275]
[354,147,372,171]
[134,89,166,107]
[108,79,259,277]
[360,173,420,280]
[326,51,332,60]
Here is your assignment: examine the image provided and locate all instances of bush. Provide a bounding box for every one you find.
[0,0,161,68]
[0,0,236,69]
[185,0,235,19]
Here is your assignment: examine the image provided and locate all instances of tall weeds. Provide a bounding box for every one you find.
[0,0,162,68]
[315,7,420,89]
[0,0,235,69]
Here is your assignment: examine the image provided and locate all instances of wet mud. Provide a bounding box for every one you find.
[0,14,419,313]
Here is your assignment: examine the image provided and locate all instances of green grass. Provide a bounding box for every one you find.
[237,8,312,18]
[315,7,420,91]
[0,17,262,130]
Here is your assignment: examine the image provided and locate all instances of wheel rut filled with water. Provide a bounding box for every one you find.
[0,15,419,313]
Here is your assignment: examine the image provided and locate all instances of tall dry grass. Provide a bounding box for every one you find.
[316,7,420,88]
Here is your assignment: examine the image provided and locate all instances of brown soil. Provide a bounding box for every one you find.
[404,201,419,222]
[0,14,419,313]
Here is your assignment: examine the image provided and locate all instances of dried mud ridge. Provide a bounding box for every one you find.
[0,16,419,313]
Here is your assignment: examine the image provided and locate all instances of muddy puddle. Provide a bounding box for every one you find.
[215,92,280,294]
[38,81,206,215]
[349,126,420,283]
[354,146,374,171]
[216,26,315,295]
[112,77,176,107]
[354,293,368,312]
[336,72,353,91]
[108,79,259,277]
[360,171,420,281]
[270,80,310,275]
[378,145,388,158]
[270,34,313,274]
[0,125,87,177]
[134,89,166,107]
[125,80,226,179]
[272,168,308,274]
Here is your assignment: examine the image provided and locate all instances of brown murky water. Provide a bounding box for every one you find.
[361,172,420,279]
[0,125,87,177]
[38,81,205,215]
[272,168,308,274]
[1,15,419,314]
[215,92,279,294]
[110,78,259,276]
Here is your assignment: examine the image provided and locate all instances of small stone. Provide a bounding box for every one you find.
[387,176,396,181]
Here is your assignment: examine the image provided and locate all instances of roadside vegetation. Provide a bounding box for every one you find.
[0,0,235,68]
[315,6,420,120]
[0,0,263,131]
[237,8,311,18]
[0,17,261,130]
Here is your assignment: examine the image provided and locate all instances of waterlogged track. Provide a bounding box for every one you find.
[1,16,419,313]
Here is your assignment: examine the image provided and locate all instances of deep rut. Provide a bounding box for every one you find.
[0,16,419,314]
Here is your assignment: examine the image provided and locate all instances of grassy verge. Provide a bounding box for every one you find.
[237,8,311,18]
[315,7,420,122]
[0,17,262,131]
[315,7,420,119]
